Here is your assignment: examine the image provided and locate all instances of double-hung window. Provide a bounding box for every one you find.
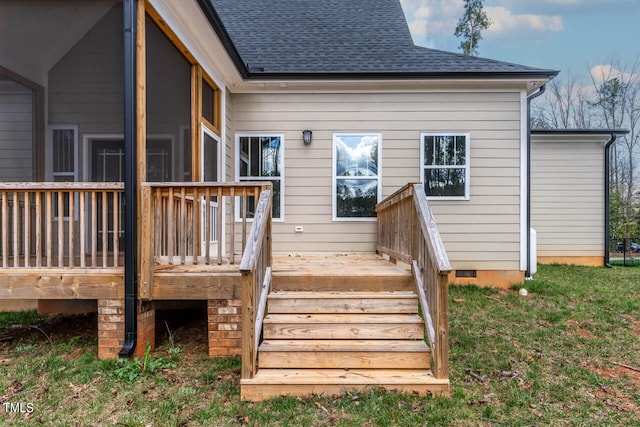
[420,133,470,200]
[333,133,381,220]
[236,134,284,220]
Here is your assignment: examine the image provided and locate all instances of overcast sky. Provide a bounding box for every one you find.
[399,0,640,82]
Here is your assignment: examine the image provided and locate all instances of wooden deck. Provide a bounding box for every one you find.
[271,253,414,291]
[241,258,448,400]
[0,182,451,402]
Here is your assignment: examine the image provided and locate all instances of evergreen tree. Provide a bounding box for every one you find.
[454,0,491,56]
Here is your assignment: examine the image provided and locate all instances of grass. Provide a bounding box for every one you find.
[0,264,638,426]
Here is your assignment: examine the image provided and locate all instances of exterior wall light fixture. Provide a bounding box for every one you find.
[302,130,312,144]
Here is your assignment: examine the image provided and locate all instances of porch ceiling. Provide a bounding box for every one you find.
[0,0,117,84]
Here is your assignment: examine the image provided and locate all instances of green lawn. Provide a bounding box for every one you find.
[0,264,638,426]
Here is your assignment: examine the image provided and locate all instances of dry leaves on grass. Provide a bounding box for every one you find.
[0,380,23,403]
[590,364,640,415]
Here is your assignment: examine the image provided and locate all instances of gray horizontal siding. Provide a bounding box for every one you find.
[233,90,523,270]
[0,80,33,181]
[531,136,605,258]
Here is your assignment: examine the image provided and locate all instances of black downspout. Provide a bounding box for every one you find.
[604,134,617,268]
[525,85,546,278]
[119,0,138,357]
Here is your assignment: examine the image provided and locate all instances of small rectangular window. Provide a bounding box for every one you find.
[236,134,284,220]
[50,125,78,219]
[52,127,77,180]
[201,74,220,131]
[333,133,381,220]
[421,133,470,200]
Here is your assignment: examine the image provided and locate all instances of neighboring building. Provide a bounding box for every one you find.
[531,129,628,267]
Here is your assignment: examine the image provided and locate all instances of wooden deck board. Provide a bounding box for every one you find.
[244,369,447,384]
[258,339,431,369]
[271,254,413,291]
[0,253,410,300]
[258,351,430,369]
[272,253,410,275]
[151,272,241,300]
[268,290,418,314]
[240,369,449,400]
[264,313,423,323]
[263,313,424,340]
[259,339,429,352]
[0,269,122,299]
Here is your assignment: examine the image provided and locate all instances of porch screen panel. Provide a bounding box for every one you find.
[146,15,191,182]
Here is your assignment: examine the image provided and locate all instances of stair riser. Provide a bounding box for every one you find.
[258,351,430,369]
[263,323,424,340]
[272,275,413,291]
[268,298,418,314]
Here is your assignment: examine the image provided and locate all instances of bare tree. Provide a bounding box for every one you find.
[531,70,594,129]
[589,57,640,216]
[531,55,640,231]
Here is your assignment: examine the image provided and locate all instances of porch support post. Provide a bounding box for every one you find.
[119,0,139,357]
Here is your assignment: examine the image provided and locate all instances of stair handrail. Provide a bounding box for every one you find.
[375,183,451,380]
[239,186,273,380]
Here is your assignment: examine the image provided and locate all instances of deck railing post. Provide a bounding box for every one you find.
[139,185,154,300]
[434,272,449,379]
[241,270,256,379]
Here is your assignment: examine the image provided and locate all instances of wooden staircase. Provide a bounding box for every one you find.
[240,282,450,400]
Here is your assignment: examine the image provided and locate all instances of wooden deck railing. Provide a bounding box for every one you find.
[0,183,124,269]
[376,183,451,380]
[239,188,272,380]
[139,182,272,294]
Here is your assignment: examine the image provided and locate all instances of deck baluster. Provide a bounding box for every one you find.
[80,191,86,268]
[1,192,7,268]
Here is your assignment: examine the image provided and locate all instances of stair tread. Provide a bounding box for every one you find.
[242,369,448,385]
[260,339,429,352]
[269,290,417,299]
[264,314,423,323]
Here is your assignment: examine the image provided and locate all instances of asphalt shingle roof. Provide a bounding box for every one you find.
[203,0,558,78]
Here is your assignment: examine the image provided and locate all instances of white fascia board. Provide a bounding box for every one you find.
[230,78,541,94]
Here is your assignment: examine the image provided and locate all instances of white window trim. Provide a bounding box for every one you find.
[420,132,471,201]
[234,133,285,222]
[201,125,222,183]
[332,132,382,222]
[201,125,225,256]
[48,124,79,221]
[48,124,79,182]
